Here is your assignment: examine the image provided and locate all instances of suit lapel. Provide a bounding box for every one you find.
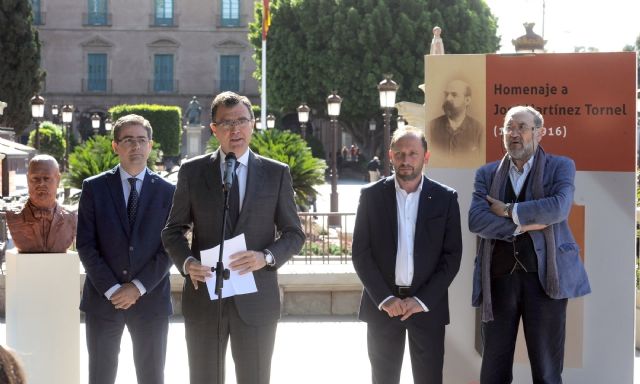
[382,177,398,247]
[414,176,433,252]
[235,151,261,233]
[106,166,130,237]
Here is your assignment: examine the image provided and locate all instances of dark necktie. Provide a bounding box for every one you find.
[127,177,139,227]
[227,162,241,232]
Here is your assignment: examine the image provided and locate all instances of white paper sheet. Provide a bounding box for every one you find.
[200,233,258,300]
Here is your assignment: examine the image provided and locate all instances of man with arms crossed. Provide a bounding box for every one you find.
[469,106,590,383]
[162,91,305,384]
[352,126,462,384]
[77,114,175,384]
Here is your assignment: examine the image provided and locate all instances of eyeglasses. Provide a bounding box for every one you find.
[214,117,253,131]
[118,137,149,147]
[501,124,536,135]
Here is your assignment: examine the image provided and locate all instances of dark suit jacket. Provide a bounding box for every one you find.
[77,166,175,317]
[161,149,305,326]
[352,176,462,326]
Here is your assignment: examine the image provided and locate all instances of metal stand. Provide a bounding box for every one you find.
[213,185,231,384]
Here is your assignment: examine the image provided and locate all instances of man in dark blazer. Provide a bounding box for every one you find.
[77,114,175,384]
[352,126,462,384]
[468,106,590,383]
[161,91,305,384]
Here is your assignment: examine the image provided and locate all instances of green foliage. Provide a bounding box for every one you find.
[248,0,499,148]
[66,135,159,189]
[110,104,182,156]
[0,0,45,135]
[207,130,326,207]
[28,121,65,163]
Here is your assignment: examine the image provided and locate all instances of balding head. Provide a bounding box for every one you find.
[27,155,61,209]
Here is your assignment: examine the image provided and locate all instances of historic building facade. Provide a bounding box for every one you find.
[32,0,259,139]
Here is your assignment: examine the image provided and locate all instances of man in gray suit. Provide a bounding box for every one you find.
[162,91,305,384]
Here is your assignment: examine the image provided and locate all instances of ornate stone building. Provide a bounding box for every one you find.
[31,0,259,140]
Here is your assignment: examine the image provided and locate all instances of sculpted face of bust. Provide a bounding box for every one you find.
[27,158,60,210]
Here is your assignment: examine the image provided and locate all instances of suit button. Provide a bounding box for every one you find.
[129,246,134,251]
[123,270,128,275]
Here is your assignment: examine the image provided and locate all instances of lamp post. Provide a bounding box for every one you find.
[91,113,101,135]
[266,114,275,129]
[51,104,59,124]
[326,91,342,226]
[61,105,73,172]
[377,75,398,176]
[296,103,310,140]
[31,94,45,150]
[255,118,262,130]
[0,101,7,124]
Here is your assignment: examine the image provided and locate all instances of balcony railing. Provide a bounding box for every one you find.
[214,13,249,28]
[82,12,112,26]
[148,79,179,93]
[149,13,179,27]
[82,78,113,93]
[294,212,355,264]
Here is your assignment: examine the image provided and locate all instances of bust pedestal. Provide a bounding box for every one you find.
[6,249,80,384]
[184,123,206,158]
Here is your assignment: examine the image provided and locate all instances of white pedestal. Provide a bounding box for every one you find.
[6,250,80,384]
[184,124,206,157]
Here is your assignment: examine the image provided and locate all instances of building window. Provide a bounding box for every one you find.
[154,0,173,26]
[87,0,108,25]
[221,0,239,27]
[154,54,174,92]
[220,55,240,92]
[87,53,107,92]
[31,0,43,25]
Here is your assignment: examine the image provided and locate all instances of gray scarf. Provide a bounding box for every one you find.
[481,146,559,322]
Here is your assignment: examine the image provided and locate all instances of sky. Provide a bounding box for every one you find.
[484,0,640,53]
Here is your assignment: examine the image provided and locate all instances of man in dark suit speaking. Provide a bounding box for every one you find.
[162,91,305,384]
[352,126,462,384]
[77,114,175,384]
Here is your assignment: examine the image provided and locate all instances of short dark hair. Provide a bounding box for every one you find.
[390,126,428,152]
[112,114,153,141]
[210,91,254,122]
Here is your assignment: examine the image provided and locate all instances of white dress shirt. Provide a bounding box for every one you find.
[509,155,535,230]
[104,166,147,299]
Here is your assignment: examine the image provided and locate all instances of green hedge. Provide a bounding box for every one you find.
[28,121,66,164]
[109,104,181,156]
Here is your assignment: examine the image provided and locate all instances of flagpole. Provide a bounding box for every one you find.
[261,38,267,129]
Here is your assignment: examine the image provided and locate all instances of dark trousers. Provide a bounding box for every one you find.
[367,316,445,384]
[85,311,169,384]
[185,298,277,384]
[480,271,567,384]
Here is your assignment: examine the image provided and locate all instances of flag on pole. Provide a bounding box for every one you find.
[262,0,271,40]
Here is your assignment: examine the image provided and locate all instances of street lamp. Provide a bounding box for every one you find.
[397,115,405,130]
[31,94,45,150]
[266,114,276,129]
[377,75,398,176]
[255,118,262,130]
[0,101,7,117]
[61,105,73,172]
[51,104,59,124]
[105,117,113,133]
[91,113,101,135]
[296,103,310,140]
[326,91,342,226]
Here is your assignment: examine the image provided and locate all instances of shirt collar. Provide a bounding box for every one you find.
[509,155,535,174]
[219,148,250,168]
[119,165,147,182]
[393,174,424,196]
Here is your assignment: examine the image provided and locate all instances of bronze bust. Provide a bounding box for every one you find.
[5,155,76,253]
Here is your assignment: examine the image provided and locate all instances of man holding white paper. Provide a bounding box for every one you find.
[162,91,305,384]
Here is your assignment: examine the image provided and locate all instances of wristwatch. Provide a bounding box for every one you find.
[263,249,276,267]
[503,203,513,218]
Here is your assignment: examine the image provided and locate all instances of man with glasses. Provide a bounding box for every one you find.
[77,114,175,384]
[162,91,305,384]
[468,106,590,384]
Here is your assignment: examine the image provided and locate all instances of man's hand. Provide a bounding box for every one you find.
[229,251,266,275]
[186,259,212,290]
[110,283,141,310]
[486,195,508,217]
[381,297,405,318]
[400,298,425,321]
